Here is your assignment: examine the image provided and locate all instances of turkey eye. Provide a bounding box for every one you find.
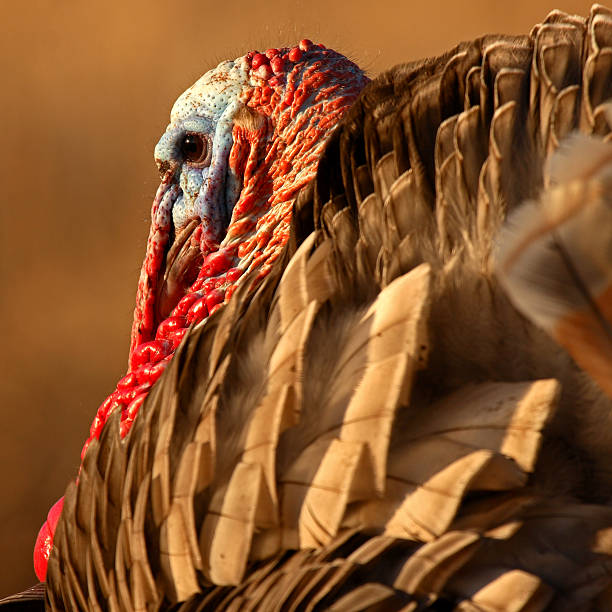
[180,133,211,166]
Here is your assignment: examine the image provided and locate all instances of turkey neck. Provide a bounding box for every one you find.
[32,40,369,584]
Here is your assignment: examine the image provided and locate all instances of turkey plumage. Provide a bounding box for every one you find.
[4,5,612,611]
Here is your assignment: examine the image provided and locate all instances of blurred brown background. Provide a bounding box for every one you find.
[0,0,597,596]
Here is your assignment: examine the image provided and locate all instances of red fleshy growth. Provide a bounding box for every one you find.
[87,394,116,441]
[134,358,168,385]
[115,382,151,406]
[116,372,138,389]
[265,48,280,58]
[237,236,256,258]
[251,53,267,69]
[205,288,226,312]
[129,339,172,370]
[232,194,256,218]
[125,393,147,421]
[186,295,208,324]
[167,327,188,348]
[299,39,313,51]
[226,267,243,282]
[190,277,205,291]
[172,292,203,317]
[283,90,294,106]
[270,56,285,74]
[33,521,51,581]
[255,64,273,80]
[202,249,233,277]
[47,497,64,533]
[155,315,186,339]
[120,393,148,437]
[201,278,219,293]
[33,496,64,581]
[257,229,272,249]
[130,181,176,354]
[288,47,302,62]
[209,303,224,316]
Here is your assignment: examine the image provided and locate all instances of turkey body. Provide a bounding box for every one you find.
[9,5,612,611]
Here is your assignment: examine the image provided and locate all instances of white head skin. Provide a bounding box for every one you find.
[154,58,253,247]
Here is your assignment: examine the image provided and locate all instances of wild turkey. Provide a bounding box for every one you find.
[5,4,612,610]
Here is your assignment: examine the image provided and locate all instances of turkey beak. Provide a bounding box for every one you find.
[156,159,179,183]
[154,126,184,182]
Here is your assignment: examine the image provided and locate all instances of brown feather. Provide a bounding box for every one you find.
[39,5,612,611]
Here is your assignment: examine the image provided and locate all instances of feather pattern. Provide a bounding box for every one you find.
[497,123,612,398]
[2,4,611,611]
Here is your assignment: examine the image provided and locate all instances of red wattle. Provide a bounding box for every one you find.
[33,496,64,582]
[33,522,51,581]
[226,267,243,282]
[172,292,203,317]
[129,340,172,370]
[186,296,208,324]
[46,497,64,533]
[205,288,226,312]
[201,249,233,277]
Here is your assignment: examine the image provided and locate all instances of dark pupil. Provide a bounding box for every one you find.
[182,134,204,161]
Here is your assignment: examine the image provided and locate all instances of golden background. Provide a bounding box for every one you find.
[0,0,597,595]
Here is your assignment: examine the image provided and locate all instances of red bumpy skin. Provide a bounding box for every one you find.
[34,41,368,581]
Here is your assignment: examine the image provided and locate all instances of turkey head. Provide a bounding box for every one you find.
[33,42,368,582]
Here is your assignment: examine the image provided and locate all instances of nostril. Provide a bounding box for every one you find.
[156,159,176,181]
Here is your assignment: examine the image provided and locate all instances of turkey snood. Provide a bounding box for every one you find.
[33,41,368,581]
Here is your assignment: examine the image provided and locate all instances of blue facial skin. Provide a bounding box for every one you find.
[153,59,249,249]
[154,104,243,248]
